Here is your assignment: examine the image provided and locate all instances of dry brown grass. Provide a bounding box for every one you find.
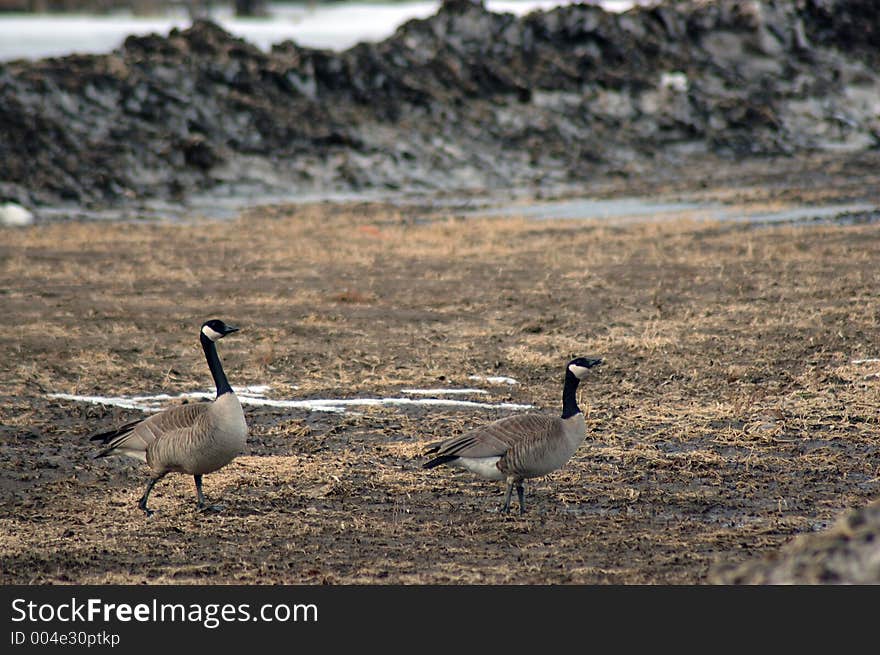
[1,195,879,584]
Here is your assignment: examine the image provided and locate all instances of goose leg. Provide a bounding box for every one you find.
[516,482,526,515]
[502,478,515,514]
[138,473,166,517]
[194,475,224,513]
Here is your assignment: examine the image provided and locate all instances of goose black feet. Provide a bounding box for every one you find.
[193,475,224,514]
[138,474,165,517]
[196,501,225,513]
[137,497,155,518]
[501,479,527,515]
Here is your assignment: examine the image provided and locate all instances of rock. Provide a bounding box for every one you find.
[0,201,34,226]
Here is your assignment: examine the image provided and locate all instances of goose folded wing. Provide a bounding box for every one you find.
[92,401,212,458]
[427,413,555,458]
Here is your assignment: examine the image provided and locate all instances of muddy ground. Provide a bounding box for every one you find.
[1,152,879,584]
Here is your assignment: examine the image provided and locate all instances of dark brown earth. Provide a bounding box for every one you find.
[1,152,879,585]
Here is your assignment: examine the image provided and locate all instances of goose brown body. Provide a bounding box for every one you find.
[423,356,601,514]
[95,393,246,477]
[426,412,586,480]
[90,319,247,516]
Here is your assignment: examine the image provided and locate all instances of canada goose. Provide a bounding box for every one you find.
[422,356,602,514]
[89,319,248,516]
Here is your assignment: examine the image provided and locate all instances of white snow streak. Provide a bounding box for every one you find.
[48,384,532,415]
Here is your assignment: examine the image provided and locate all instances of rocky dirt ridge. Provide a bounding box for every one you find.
[1,0,878,209]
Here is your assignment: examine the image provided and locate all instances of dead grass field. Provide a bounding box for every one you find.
[1,168,880,584]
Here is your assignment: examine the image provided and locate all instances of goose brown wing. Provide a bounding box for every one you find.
[92,402,211,458]
[427,413,556,459]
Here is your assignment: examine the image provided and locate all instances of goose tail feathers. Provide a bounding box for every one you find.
[89,419,148,461]
[422,454,459,469]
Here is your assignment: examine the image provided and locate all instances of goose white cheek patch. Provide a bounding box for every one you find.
[568,364,590,379]
[201,325,224,341]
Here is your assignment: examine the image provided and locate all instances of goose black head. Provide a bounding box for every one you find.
[567,356,603,380]
[201,319,239,342]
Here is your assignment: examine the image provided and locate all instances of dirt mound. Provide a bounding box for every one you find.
[711,499,880,584]
[1,0,879,209]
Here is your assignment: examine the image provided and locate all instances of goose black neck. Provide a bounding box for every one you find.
[561,370,582,419]
[201,333,232,397]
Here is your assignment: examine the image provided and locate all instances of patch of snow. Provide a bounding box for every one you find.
[401,388,488,395]
[0,2,651,61]
[48,385,533,415]
[468,375,519,385]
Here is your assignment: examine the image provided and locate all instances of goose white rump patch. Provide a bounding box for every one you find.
[453,456,504,481]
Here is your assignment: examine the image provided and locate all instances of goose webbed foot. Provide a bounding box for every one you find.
[193,474,224,514]
[501,478,516,514]
[196,502,225,513]
[138,474,165,517]
[500,479,527,515]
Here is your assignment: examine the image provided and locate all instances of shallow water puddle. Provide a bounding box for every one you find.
[469,197,708,221]
[48,383,533,415]
[466,197,878,226]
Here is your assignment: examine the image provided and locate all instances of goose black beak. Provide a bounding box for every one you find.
[222,325,240,335]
